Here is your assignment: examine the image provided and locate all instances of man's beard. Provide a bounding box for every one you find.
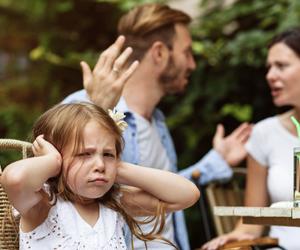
[159,55,188,95]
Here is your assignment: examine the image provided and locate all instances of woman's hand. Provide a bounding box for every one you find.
[201,231,255,250]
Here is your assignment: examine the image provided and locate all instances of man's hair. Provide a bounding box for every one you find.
[118,3,191,63]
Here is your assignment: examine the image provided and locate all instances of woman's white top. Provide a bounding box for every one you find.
[246,116,300,250]
[19,198,127,250]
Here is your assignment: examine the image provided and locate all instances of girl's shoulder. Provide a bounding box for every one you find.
[19,198,62,248]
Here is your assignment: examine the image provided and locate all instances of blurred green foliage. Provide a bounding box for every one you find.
[0,0,300,247]
[0,0,155,165]
[163,0,300,169]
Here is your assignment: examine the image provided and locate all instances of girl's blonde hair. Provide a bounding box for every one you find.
[3,102,177,249]
[32,102,124,204]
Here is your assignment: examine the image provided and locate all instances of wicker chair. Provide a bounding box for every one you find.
[0,139,32,250]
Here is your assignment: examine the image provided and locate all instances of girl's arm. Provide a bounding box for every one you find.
[1,135,62,216]
[116,162,200,216]
[201,155,268,250]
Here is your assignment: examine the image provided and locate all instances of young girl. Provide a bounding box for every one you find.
[1,102,199,250]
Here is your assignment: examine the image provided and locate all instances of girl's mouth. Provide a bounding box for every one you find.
[88,177,108,185]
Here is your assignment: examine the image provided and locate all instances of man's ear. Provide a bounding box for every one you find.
[149,41,170,66]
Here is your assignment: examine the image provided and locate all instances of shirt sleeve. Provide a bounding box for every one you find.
[179,149,233,185]
[61,90,90,104]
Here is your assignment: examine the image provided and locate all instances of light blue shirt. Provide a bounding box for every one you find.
[62,90,233,250]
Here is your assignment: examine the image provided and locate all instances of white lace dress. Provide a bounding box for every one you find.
[19,198,127,250]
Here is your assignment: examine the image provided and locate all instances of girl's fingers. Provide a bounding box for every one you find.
[35,135,45,147]
[32,135,46,154]
[32,140,40,156]
[33,140,39,149]
[32,146,37,156]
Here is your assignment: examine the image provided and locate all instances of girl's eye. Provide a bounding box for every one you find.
[104,152,116,158]
[77,152,91,157]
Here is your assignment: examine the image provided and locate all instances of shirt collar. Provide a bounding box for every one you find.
[116,97,165,122]
[115,97,130,114]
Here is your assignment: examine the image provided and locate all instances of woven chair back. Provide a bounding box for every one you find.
[0,139,32,250]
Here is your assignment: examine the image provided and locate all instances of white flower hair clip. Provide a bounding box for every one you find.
[108,108,128,132]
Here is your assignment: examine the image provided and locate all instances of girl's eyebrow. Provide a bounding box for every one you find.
[103,147,116,153]
[78,146,95,152]
[81,145,116,152]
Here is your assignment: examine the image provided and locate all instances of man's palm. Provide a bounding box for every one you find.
[213,123,252,167]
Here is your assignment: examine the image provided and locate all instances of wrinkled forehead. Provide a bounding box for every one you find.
[62,120,118,155]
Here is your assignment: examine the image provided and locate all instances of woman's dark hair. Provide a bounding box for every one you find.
[269,27,300,57]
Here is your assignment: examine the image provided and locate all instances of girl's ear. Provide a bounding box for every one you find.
[149,41,170,67]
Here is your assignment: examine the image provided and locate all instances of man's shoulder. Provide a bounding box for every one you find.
[62,89,90,104]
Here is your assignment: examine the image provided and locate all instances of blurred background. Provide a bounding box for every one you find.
[1,0,300,247]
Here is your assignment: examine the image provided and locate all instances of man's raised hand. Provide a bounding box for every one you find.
[82,36,139,110]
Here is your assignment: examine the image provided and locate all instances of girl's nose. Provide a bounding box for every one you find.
[93,155,105,172]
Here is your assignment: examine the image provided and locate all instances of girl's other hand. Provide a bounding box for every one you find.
[32,135,61,161]
[32,135,62,176]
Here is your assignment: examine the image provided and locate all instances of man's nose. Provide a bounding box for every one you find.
[189,54,196,71]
